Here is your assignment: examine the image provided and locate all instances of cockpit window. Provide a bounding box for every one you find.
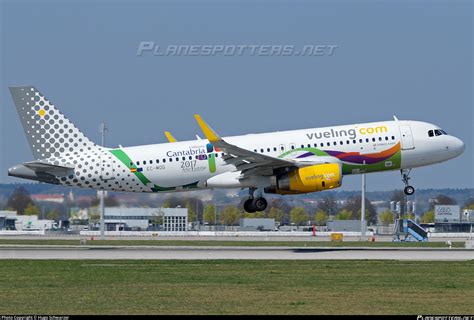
[429,129,448,137]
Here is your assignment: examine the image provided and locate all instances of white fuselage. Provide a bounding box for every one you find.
[54,119,462,193]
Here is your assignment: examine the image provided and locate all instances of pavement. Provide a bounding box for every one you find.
[0,246,473,260]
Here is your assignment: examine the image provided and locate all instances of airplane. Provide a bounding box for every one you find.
[8,86,465,212]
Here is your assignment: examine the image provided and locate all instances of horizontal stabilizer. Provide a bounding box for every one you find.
[23,161,74,175]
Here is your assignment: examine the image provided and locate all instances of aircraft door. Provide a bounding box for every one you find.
[398,124,415,150]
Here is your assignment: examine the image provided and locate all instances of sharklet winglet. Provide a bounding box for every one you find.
[164,131,178,143]
[194,114,220,142]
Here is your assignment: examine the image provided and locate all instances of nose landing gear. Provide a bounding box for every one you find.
[401,169,415,195]
[243,188,268,213]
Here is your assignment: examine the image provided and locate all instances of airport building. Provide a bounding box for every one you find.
[0,211,57,231]
[104,207,188,232]
[0,211,17,230]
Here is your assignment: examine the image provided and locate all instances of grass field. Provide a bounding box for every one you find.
[0,260,473,315]
[0,239,464,247]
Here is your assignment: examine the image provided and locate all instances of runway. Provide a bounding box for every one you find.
[0,246,473,260]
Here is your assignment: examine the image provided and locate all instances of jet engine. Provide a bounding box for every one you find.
[265,163,342,195]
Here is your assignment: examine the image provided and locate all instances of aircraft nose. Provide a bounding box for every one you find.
[451,137,465,156]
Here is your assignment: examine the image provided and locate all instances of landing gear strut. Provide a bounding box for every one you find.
[401,169,415,196]
[243,188,268,213]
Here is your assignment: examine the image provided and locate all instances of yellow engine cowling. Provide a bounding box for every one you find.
[266,163,342,195]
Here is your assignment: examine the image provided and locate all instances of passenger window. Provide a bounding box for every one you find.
[189,156,192,160]
[366,138,369,143]
[372,138,376,142]
[169,158,173,162]
[273,147,277,151]
[327,142,330,146]
[333,141,337,146]
[301,145,304,148]
[307,144,311,148]
[353,140,356,144]
[129,162,133,166]
[163,159,166,163]
[176,157,179,161]
[339,141,343,145]
[156,159,160,163]
[346,140,350,144]
[428,130,434,137]
[392,136,395,140]
[280,146,284,150]
[254,149,257,152]
[150,160,153,164]
[137,161,140,166]
[359,139,363,143]
[143,160,147,165]
[267,148,270,152]
[260,148,264,153]
[378,137,382,141]
[182,157,186,161]
[320,143,324,147]
[385,137,388,141]
[291,145,295,149]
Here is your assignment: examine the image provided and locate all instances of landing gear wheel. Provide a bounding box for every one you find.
[252,197,268,212]
[244,198,256,213]
[401,169,415,196]
[404,186,415,196]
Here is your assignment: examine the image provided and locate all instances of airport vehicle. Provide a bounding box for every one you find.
[393,219,428,242]
[8,86,465,212]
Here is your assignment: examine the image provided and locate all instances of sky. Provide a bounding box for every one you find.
[0,0,472,191]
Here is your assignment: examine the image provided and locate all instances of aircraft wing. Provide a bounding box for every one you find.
[194,115,338,177]
[23,161,75,176]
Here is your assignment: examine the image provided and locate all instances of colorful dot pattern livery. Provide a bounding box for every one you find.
[9,86,149,193]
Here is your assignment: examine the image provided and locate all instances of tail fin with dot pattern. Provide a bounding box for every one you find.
[9,86,98,160]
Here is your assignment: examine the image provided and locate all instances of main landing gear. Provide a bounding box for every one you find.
[243,188,268,213]
[401,169,415,196]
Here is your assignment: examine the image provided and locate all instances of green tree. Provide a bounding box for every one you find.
[290,207,308,226]
[464,198,474,210]
[267,207,284,223]
[162,199,172,208]
[335,209,352,220]
[243,211,265,218]
[91,195,119,207]
[6,186,34,215]
[268,198,291,224]
[343,196,377,224]
[185,200,197,222]
[420,210,435,223]
[47,209,60,221]
[429,194,457,210]
[219,206,240,226]
[314,210,328,226]
[203,204,216,225]
[24,203,40,216]
[379,209,394,226]
[317,195,338,217]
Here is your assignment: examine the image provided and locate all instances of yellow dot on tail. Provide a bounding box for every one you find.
[38,109,46,117]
